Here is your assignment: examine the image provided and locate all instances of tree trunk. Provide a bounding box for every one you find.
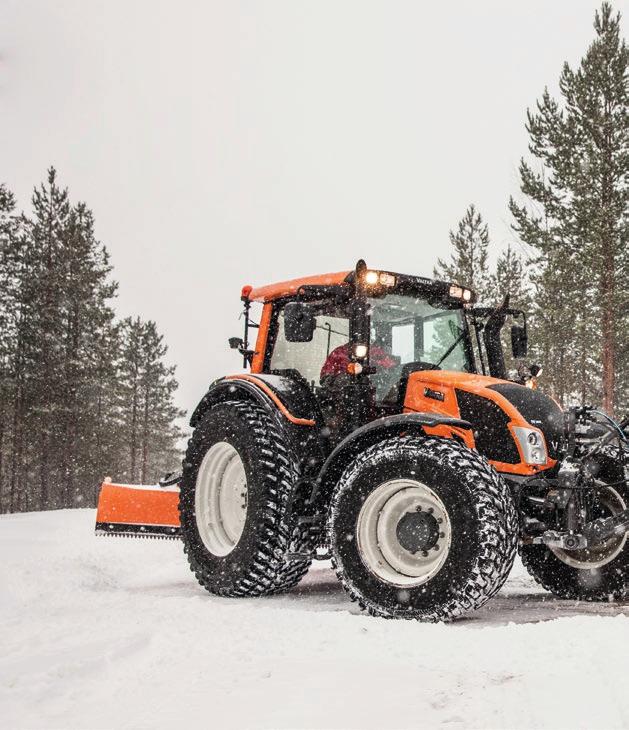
[600,117,616,418]
[0,387,6,511]
[130,376,138,483]
[141,384,150,484]
[601,245,616,416]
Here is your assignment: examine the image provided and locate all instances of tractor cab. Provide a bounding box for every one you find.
[235,260,532,443]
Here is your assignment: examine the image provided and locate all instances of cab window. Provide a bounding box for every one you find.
[270,305,350,386]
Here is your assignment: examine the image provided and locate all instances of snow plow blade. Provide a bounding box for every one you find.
[95,481,181,540]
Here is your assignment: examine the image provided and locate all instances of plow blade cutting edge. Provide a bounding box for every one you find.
[95,482,181,539]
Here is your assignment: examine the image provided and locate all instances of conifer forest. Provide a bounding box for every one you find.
[0,170,184,513]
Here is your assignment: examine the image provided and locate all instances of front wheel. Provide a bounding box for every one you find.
[327,436,518,621]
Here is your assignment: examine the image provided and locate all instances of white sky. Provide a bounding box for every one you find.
[0,1,603,413]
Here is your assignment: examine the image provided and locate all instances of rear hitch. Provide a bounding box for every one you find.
[532,530,588,550]
[533,506,629,550]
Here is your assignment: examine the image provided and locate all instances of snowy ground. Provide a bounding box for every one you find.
[2,511,629,730]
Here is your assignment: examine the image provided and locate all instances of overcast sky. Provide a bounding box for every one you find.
[0,1,605,413]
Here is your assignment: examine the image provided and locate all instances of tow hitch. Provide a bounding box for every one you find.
[533,507,629,550]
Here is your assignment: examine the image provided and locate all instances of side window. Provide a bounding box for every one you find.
[391,323,415,363]
[270,309,350,386]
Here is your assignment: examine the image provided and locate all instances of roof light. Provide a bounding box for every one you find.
[363,270,396,287]
[449,285,464,299]
[449,284,473,302]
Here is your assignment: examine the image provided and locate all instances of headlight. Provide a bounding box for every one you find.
[513,427,547,465]
[449,285,463,298]
[354,344,368,359]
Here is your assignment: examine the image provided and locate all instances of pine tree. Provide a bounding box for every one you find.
[118,317,144,483]
[138,321,184,483]
[434,204,492,299]
[510,2,629,416]
[56,202,118,506]
[118,318,184,484]
[490,245,530,309]
[25,168,71,507]
[0,187,39,511]
[0,184,22,511]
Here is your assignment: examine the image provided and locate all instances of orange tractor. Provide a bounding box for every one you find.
[97,261,629,621]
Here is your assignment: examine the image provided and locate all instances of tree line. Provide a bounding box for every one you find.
[436,3,629,418]
[2,4,628,515]
[0,169,184,513]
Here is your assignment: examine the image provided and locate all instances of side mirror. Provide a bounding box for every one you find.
[228,337,243,350]
[284,302,315,342]
[511,324,528,359]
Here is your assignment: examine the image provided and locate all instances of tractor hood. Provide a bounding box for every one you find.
[403,371,565,468]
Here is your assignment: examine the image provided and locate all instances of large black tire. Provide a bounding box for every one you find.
[179,399,311,597]
[520,445,629,601]
[328,435,518,621]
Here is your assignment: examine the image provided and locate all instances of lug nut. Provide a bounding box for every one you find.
[437,517,443,524]
[439,532,445,539]
[427,507,434,514]
[433,545,440,552]
[421,550,429,557]
[415,505,422,512]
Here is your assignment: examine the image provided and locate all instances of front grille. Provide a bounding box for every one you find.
[456,390,520,464]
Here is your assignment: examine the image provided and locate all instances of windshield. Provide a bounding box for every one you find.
[367,292,473,400]
[269,289,473,400]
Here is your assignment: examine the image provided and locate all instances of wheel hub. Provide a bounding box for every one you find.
[356,478,452,587]
[194,441,248,556]
[396,510,440,554]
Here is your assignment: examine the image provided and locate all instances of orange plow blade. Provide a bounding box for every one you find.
[95,481,181,539]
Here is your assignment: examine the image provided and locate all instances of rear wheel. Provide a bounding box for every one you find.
[179,400,311,597]
[328,436,518,621]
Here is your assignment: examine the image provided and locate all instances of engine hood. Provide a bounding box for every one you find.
[403,371,564,465]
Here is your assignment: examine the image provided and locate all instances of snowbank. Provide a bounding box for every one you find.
[2,509,629,729]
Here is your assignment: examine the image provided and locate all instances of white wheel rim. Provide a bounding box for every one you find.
[195,441,248,556]
[356,478,452,587]
[551,485,628,570]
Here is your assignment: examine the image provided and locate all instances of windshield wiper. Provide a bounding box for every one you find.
[435,329,465,368]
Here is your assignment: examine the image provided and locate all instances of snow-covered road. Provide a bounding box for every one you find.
[2,509,629,729]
